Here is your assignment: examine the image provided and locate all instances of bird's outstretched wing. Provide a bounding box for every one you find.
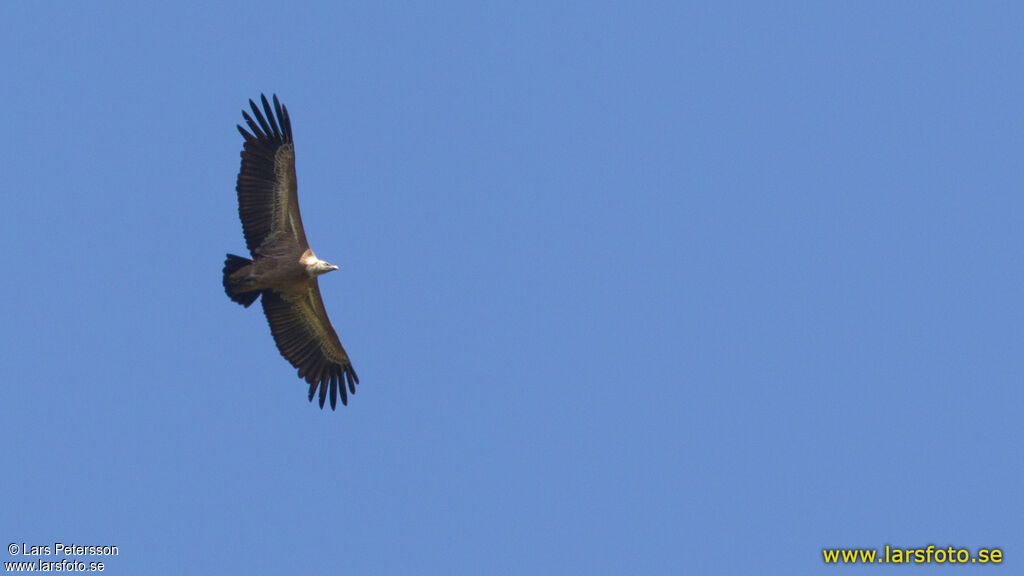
[261,285,359,410]
[235,94,309,254]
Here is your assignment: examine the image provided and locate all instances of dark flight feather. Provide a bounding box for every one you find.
[261,290,359,409]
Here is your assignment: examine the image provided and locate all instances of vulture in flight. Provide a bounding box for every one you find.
[222,94,359,410]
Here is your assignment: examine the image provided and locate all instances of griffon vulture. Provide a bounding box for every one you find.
[222,94,359,410]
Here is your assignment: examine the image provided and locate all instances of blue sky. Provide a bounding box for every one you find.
[2,2,1022,574]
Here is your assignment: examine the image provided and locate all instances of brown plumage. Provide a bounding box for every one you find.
[222,94,359,410]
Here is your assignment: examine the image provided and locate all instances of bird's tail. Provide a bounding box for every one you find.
[223,254,260,307]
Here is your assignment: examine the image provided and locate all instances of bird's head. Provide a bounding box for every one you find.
[310,259,339,277]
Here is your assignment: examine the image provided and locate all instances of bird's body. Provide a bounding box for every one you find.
[227,246,329,293]
[222,94,359,410]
